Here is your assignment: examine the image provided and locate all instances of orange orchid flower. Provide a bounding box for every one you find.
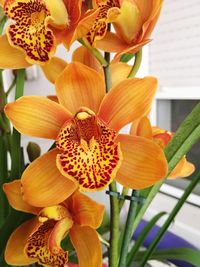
[130,117,195,179]
[86,0,163,61]
[0,0,97,68]
[5,62,167,206]
[3,179,104,267]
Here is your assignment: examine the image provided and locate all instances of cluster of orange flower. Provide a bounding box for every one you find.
[0,0,194,266]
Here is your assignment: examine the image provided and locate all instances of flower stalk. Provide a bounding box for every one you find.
[128,50,143,78]
[10,69,25,179]
[118,190,139,267]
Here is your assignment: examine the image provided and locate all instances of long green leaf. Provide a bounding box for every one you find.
[137,169,200,267]
[135,248,200,266]
[126,212,167,267]
[132,102,200,234]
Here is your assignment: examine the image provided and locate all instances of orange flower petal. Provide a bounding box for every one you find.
[98,77,157,131]
[5,219,37,266]
[3,180,40,215]
[45,0,69,28]
[115,134,168,189]
[112,39,151,62]
[55,62,106,114]
[72,46,103,73]
[0,35,30,69]
[70,224,102,267]
[67,191,104,228]
[63,0,82,25]
[112,0,143,43]
[134,0,153,22]
[139,0,163,41]
[169,157,195,179]
[96,31,128,53]
[41,56,67,84]
[5,96,72,139]
[110,62,132,86]
[4,0,56,64]
[130,117,153,139]
[21,149,77,207]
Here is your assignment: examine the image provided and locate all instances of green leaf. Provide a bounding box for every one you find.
[126,212,167,267]
[135,248,200,266]
[120,54,135,63]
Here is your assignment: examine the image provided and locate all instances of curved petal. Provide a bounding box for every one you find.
[140,0,163,40]
[56,62,106,114]
[98,77,157,131]
[63,0,82,24]
[0,35,30,69]
[72,46,103,74]
[134,0,153,22]
[130,117,153,139]
[110,62,132,86]
[168,157,195,179]
[21,149,77,207]
[96,31,128,53]
[5,219,37,266]
[112,39,151,62]
[45,0,69,28]
[70,224,102,267]
[3,180,40,215]
[41,56,67,84]
[67,191,104,228]
[115,134,168,189]
[5,96,72,139]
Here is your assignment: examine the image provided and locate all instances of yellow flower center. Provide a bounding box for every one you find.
[56,107,122,191]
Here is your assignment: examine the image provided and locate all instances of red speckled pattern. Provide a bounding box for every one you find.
[4,0,55,63]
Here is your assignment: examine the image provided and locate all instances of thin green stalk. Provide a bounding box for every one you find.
[10,69,25,179]
[118,191,139,267]
[0,133,8,225]
[109,181,119,267]
[137,170,200,267]
[6,77,16,96]
[102,38,119,267]
[119,187,129,211]
[127,50,142,78]
[79,39,108,67]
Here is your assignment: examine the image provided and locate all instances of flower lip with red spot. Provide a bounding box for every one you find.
[4,0,56,64]
[56,106,123,191]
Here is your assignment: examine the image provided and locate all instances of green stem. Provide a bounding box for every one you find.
[128,50,143,78]
[119,187,129,211]
[137,170,200,267]
[109,181,119,267]
[79,39,108,67]
[10,69,25,179]
[118,190,139,267]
